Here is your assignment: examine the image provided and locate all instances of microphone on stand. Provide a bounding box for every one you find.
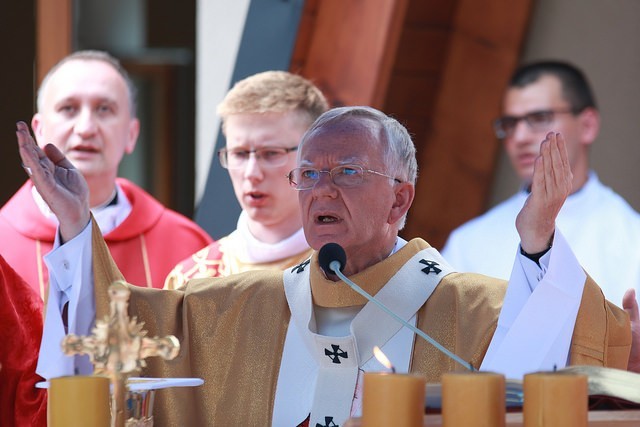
[318,242,474,371]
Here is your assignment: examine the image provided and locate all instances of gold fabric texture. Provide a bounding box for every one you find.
[90,222,630,426]
[569,274,631,368]
[411,272,507,382]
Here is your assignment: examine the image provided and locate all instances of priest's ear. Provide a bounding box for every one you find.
[31,114,46,148]
[388,182,414,227]
[577,107,600,147]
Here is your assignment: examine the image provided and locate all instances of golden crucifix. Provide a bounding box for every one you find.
[62,281,180,427]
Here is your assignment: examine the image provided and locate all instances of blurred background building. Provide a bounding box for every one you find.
[1,0,639,249]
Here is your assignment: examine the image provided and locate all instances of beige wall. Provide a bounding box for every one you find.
[490,0,640,211]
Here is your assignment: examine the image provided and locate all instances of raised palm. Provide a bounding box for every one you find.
[16,121,90,242]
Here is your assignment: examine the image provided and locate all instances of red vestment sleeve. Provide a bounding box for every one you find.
[0,254,46,427]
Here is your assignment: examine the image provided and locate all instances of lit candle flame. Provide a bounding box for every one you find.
[373,346,396,373]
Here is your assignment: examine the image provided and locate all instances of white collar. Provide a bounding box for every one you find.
[32,183,131,235]
[231,210,309,263]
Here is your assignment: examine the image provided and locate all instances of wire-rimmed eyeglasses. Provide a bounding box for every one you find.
[493,109,577,139]
[218,146,298,169]
[287,164,402,190]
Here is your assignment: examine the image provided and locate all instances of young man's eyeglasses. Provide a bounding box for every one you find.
[287,164,402,191]
[218,146,298,169]
[493,109,577,140]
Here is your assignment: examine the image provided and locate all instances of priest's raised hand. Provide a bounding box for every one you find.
[16,121,90,243]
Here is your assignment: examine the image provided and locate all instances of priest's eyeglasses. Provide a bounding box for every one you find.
[493,109,577,139]
[218,146,298,169]
[287,164,402,191]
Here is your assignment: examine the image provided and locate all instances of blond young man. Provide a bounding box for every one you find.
[164,71,328,288]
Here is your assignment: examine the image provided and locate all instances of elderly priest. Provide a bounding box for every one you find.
[19,106,629,427]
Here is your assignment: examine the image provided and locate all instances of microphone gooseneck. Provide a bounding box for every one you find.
[318,243,474,372]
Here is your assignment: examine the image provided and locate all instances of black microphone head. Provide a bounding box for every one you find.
[318,243,347,274]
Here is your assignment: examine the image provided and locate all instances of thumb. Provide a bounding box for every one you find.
[623,288,638,321]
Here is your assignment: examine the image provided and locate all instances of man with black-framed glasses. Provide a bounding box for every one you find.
[164,71,328,288]
[443,61,640,339]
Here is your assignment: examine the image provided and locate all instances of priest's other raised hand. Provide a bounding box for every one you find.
[623,288,640,373]
[516,132,572,255]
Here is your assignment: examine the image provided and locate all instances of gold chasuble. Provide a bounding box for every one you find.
[89,222,630,427]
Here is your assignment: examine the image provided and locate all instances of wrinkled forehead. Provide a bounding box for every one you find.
[298,117,384,167]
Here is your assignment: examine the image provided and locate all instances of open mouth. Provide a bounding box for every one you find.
[70,145,99,155]
[317,215,339,223]
[247,192,266,200]
[517,153,536,165]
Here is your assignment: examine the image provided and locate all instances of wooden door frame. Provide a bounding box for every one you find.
[36,0,73,84]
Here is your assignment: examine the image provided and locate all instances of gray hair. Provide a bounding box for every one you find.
[299,106,418,228]
[37,50,137,117]
[300,106,418,185]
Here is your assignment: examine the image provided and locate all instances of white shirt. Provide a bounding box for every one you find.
[32,183,132,235]
[443,172,640,306]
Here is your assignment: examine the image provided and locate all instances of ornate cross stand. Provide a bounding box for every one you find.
[62,281,180,427]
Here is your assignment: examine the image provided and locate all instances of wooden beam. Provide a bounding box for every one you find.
[36,0,73,84]
[403,0,533,248]
[296,0,410,108]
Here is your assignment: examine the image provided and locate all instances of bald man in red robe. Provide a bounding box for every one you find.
[0,50,212,299]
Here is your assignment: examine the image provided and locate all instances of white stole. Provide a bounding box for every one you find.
[273,247,454,426]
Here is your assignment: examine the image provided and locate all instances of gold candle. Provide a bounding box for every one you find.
[48,376,111,427]
[442,371,505,427]
[362,372,426,427]
[523,372,588,427]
